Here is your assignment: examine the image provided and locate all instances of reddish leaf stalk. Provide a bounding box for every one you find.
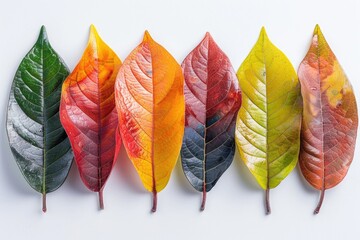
[42,192,47,213]
[265,188,271,215]
[314,189,325,214]
[99,188,104,210]
[151,191,157,213]
[200,188,206,211]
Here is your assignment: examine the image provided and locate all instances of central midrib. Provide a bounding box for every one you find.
[41,39,46,195]
[95,44,104,193]
[203,43,209,194]
[261,38,269,191]
[316,40,325,192]
[149,43,156,194]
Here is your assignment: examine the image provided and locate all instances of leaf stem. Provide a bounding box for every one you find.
[314,189,325,214]
[265,188,271,215]
[99,188,104,210]
[151,191,157,213]
[200,189,206,211]
[42,192,47,213]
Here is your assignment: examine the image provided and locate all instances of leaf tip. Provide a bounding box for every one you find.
[314,24,320,33]
[40,25,46,33]
[312,24,327,47]
[204,31,215,42]
[202,32,214,45]
[143,30,153,42]
[313,24,321,35]
[257,26,270,46]
[88,24,103,46]
[90,24,99,38]
[38,25,48,41]
[259,26,268,40]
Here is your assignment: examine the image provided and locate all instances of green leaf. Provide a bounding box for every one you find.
[235,27,302,214]
[6,26,73,212]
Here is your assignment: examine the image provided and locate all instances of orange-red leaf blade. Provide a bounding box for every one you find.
[298,25,358,213]
[60,25,122,208]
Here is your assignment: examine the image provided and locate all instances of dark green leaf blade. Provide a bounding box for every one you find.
[6,26,73,212]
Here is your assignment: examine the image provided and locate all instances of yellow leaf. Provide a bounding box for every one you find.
[235,27,302,214]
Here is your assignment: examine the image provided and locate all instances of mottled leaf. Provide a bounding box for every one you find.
[60,25,122,209]
[298,25,358,214]
[235,27,302,214]
[115,31,185,212]
[180,33,241,210]
[6,26,73,212]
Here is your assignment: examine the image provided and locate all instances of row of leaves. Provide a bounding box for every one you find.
[6,25,358,214]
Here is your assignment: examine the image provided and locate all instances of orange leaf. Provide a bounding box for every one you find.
[115,31,185,212]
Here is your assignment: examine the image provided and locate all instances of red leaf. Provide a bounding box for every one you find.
[180,32,241,210]
[298,25,358,214]
[60,25,122,209]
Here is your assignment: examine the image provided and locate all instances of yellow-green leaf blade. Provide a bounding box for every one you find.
[235,28,302,211]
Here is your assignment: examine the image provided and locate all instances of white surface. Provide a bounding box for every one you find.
[1,0,359,239]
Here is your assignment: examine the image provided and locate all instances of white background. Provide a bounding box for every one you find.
[1,0,359,239]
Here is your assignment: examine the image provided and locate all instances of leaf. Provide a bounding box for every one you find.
[115,31,185,212]
[6,26,73,212]
[235,27,302,214]
[180,33,241,211]
[298,25,358,214]
[59,25,122,209]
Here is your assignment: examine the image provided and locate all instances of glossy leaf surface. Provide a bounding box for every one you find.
[180,33,241,210]
[115,31,185,212]
[6,26,73,212]
[298,25,358,214]
[60,25,121,209]
[235,28,302,214]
